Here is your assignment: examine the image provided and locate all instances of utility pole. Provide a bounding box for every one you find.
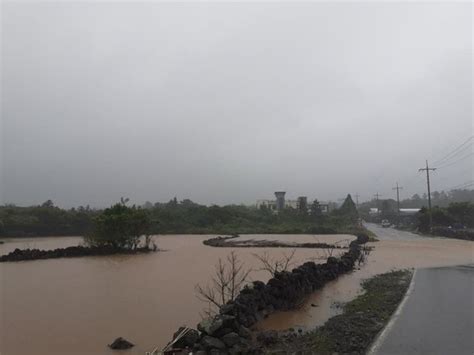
[374,193,382,216]
[419,160,436,230]
[354,193,360,208]
[392,182,403,226]
[374,192,381,205]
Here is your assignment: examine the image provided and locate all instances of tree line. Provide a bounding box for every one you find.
[358,189,474,231]
[0,195,360,238]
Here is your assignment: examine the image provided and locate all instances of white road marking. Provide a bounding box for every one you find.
[367,268,417,355]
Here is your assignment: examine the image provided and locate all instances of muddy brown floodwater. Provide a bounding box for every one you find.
[0,234,350,355]
[257,236,474,331]
[0,233,472,355]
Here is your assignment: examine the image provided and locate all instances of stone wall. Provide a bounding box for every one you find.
[0,245,155,262]
[169,234,369,354]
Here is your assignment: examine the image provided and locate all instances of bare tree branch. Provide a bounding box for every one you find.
[195,251,251,316]
[253,249,297,277]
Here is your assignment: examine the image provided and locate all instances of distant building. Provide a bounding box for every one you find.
[399,208,421,215]
[256,199,277,210]
[318,203,330,214]
[257,192,328,214]
[369,208,380,215]
[297,196,308,211]
[256,198,299,210]
[274,191,286,211]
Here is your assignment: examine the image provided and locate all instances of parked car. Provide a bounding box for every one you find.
[381,219,391,228]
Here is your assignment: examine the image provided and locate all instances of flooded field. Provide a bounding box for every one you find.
[0,234,348,355]
[257,236,474,331]
[0,231,472,355]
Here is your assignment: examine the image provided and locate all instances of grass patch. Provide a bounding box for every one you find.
[365,228,379,242]
[264,269,412,354]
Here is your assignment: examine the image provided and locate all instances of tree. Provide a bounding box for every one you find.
[297,197,308,213]
[431,207,453,226]
[85,201,152,250]
[336,194,358,220]
[417,207,430,232]
[380,199,396,220]
[310,199,322,219]
[196,251,251,315]
[253,249,297,277]
[41,200,54,208]
[447,202,474,227]
[143,201,153,209]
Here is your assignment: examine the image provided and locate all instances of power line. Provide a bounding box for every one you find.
[434,143,473,167]
[432,136,473,166]
[437,152,473,170]
[434,180,474,193]
[446,180,474,190]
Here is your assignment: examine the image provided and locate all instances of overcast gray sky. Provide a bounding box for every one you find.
[1,1,472,208]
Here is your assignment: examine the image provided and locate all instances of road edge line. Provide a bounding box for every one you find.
[366,268,417,355]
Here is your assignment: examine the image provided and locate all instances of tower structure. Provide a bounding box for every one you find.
[274,191,286,211]
[297,196,308,212]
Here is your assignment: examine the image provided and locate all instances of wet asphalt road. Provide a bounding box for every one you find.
[374,265,474,355]
[366,224,474,355]
[364,222,429,241]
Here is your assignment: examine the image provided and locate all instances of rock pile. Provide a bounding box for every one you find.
[0,245,155,262]
[168,233,370,354]
[108,337,134,350]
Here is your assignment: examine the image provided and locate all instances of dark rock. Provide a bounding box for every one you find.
[256,330,278,346]
[356,233,370,244]
[198,315,236,336]
[201,335,226,350]
[220,303,236,316]
[237,325,252,339]
[108,337,134,350]
[214,327,234,338]
[222,332,241,347]
[198,317,224,336]
[172,327,199,348]
[0,245,155,263]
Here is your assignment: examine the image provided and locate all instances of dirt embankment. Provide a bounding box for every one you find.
[203,235,348,249]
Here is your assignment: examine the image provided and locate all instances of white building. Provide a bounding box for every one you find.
[256,199,299,210]
[256,197,329,213]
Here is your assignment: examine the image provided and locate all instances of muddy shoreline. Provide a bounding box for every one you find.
[203,235,348,249]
